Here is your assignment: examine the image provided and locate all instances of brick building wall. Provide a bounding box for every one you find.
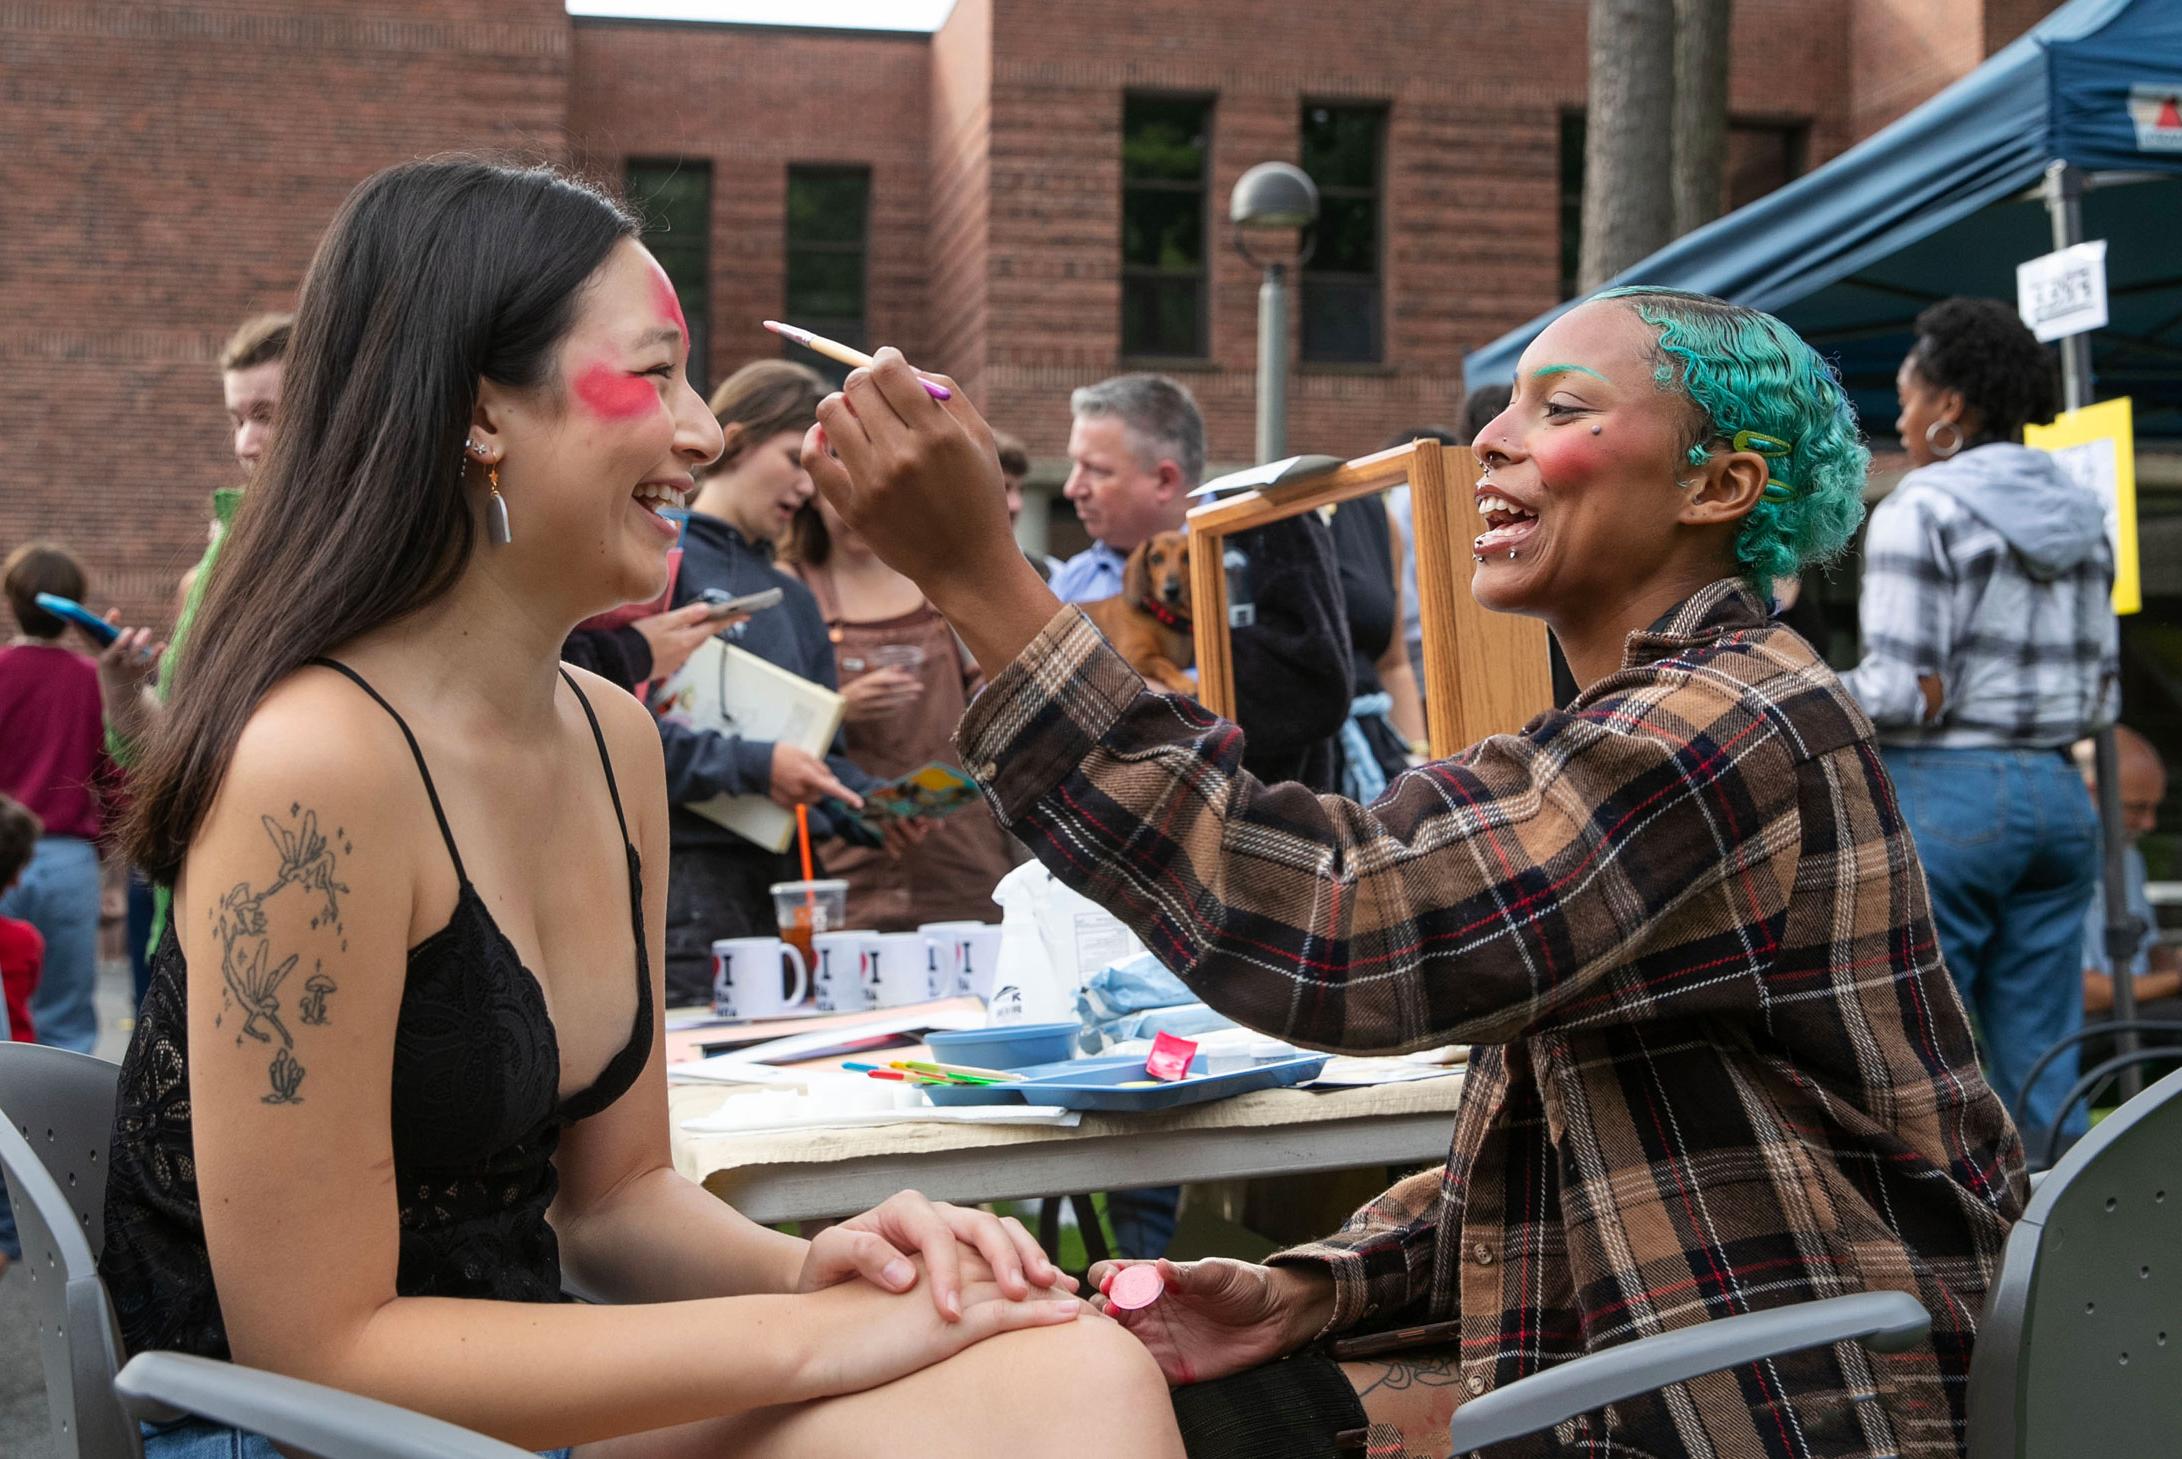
[566,19,932,391]
[2,0,571,627]
[968,0,1858,472]
[2,0,2054,626]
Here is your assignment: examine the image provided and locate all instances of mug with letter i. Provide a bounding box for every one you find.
[812,931,871,1013]
[711,936,809,1020]
[864,931,931,1008]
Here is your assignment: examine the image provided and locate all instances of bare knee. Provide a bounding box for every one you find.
[966,1315,1179,1454]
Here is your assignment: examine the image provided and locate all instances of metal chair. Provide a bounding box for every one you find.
[1447,1065,2182,1455]
[0,1044,527,1457]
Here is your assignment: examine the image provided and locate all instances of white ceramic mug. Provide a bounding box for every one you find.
[711,936,809,1020]
[811,931,871,1013]
[865,931,932,1008]
[920,921,1003,1000]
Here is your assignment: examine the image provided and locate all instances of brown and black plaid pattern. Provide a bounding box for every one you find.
[959,579,2025,1457]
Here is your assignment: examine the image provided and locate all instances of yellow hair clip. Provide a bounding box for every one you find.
[1731,429,1797,501]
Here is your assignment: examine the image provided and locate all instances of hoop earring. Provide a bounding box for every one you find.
[486,462,512,545]
[1924,419,1964,459]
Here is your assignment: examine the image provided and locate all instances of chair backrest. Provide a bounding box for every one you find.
[1968,1064,2182,1457]
[0,1044,140,1459]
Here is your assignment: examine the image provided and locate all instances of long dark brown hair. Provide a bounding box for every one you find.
[125,158,637,883]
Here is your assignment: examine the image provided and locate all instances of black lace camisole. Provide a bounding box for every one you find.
[101,661,653,1360]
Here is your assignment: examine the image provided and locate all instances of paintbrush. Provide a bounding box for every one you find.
[762,320,953,400]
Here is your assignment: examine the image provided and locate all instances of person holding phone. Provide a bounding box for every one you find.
[0,544,117,1053]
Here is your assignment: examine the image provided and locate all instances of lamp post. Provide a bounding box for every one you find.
[1231,162,1319,464]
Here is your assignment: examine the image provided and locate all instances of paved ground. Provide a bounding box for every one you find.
[2,955,138,1457]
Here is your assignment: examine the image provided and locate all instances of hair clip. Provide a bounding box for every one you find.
[1730,429,1798,502]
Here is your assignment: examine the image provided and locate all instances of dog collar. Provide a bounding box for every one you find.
[1140,596,1192,631]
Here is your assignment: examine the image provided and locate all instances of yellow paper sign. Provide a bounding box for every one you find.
[2025,396,2140,616]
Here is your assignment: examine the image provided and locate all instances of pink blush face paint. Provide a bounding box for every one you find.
[573,362,658,422]
[649,263,688,341]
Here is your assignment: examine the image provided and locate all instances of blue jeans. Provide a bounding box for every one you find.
[0,835,102,1053]
[142,1419,571,1458]
[1882,747,2098,1143]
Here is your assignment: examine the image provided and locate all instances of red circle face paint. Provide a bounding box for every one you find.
[650,261,688,342]
[573,363,659,422]
[1108,1264,1165,1311]
[1527,422,1615,491]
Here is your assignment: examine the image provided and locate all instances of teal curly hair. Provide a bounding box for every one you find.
[1595,286,1870,588]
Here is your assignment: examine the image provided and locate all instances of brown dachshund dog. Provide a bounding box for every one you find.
[1082,531,1197,695]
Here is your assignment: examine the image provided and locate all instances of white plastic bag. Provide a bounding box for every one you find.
[985,861,1147,1023]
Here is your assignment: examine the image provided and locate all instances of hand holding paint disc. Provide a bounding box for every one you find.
[1107,1263,1166,1311]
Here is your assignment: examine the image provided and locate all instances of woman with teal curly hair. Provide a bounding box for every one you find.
[807,294,2020,1458]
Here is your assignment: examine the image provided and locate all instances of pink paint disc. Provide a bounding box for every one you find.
[1108,1264,1165,1311]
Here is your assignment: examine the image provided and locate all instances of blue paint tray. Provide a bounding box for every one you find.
[921,1053,1327,1112]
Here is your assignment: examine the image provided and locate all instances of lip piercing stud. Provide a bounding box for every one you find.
[1473,553,1485,563]
[1508,550,1519,560]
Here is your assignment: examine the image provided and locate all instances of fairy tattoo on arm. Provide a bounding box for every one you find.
[209,804,354,1105]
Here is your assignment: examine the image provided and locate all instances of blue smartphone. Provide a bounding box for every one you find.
[33,592,121,647]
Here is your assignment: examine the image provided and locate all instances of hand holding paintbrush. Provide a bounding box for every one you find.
[798,344,1062,683]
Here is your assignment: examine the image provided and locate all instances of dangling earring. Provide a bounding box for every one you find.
[486,461,512,545]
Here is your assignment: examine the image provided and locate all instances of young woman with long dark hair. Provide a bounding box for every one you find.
[103,157,1178,1459]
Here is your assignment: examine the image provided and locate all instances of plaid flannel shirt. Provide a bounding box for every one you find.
[959,579,2024,1458]
[1840,473,2118,749]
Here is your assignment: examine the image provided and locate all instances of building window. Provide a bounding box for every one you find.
[626,159,711,392]
[1300,104,1385,364]
[1557,113,1810,297]
[1122,95,1212,359]
[785,165,871,384]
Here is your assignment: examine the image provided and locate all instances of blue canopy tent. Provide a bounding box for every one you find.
[1462,0,2182,443]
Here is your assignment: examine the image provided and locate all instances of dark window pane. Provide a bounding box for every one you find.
[1122,187,1205,269]
[787,170,870,246]
[1558,112,1585,300]
[626,159,711,390]
[1301,279,1382,364]
[785,165,868,355]
[787,250,864,321]
[1301,106,1380,190]
[1124,96,1210,182]
[1122,275,1203,357]
[1311,195,1377,276]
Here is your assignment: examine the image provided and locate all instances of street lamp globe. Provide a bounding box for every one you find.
[1230,161,1320,232]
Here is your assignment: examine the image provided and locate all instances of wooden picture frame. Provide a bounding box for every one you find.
[1186,441,1554,759]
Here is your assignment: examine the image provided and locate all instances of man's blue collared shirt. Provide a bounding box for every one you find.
[1050,541,1129,605]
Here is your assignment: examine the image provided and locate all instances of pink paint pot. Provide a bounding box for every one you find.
[1107,1264,1165,1311]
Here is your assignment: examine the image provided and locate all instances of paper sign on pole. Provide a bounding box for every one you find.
[2024,396,2139,616]
[2016,240,2109,343]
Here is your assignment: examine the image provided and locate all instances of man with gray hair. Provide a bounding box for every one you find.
[1051,373,1204,601]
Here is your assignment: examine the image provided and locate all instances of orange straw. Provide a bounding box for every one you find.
[794,803,816,884]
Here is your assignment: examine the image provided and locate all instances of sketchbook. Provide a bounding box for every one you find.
[654,636,846,852]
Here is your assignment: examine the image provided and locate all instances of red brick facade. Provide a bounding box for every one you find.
[2,1,2052,625]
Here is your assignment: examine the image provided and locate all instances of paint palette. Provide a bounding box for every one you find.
[921,1052,1327,1112]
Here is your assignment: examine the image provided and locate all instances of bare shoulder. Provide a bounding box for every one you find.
[560,664,666,798]
[187,667,430,916]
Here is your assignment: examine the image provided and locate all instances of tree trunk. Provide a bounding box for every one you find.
[1673,0,1733,236]
[1579,0,1677,291]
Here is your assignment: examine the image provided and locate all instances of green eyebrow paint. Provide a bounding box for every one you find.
[1531,363,1608,382]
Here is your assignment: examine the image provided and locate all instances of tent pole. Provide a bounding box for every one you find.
[2043,159,2142,1106]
